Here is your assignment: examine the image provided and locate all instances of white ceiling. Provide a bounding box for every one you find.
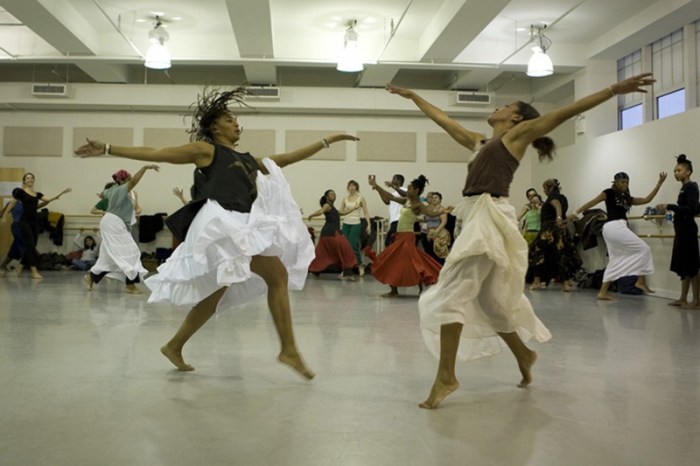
[0,0,698,96]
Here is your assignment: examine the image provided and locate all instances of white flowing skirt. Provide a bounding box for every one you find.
[601,219,653,282]
[418,194,552,361]
[91,213,147,282]
[145,158,315,310]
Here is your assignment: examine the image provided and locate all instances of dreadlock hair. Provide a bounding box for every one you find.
[187,87,250,143]
[677,154,693,174]
[515,101,556,162]
[411,175,429,195]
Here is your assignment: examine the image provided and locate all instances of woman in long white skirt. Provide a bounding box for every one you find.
[76,88,358,379]
[386,73,656,409]
[573,171,666,300]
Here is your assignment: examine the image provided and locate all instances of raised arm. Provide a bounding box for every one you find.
[386,84,484,150]
[127,165,160,191]
[75,139,214,168]
[0,198,17,220]
[38,187,72,208]
[632,172,667,205]
[368,175,406,205]
[264,134,359,170]
[574,192,607,216]
[173,187,188,205]
[504,73,655,158]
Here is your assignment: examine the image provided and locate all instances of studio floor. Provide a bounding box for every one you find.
[0,271,698,466]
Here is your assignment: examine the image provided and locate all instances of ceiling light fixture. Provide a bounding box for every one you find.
[336,20,363,73]
[526,25,553,77]
[145,16,171,70]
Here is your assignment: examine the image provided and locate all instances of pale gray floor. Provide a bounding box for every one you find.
[1,271,699,466]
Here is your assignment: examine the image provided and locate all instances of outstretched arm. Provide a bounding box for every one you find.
[504,73,655,159]
[386,84,484,151]
[38,187,72,208]
[574,192,607,216]
[632,172,667,205]
[127,165,160,191]
[265,134,359,171]
[368,175,406,205]
[75,139,214,168]
[307,203,331,221]
[0,198,17,220]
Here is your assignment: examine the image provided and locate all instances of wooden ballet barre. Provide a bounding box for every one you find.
[627,214,700,220]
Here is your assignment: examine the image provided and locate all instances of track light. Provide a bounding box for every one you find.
[527,25,553,77]
[336,20,363,73]
[145,16,171,70]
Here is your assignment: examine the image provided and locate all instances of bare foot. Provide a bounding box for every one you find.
[161,345,194,371]
[419,379,460,409]
[562,281,572,292]
[125,284,143,294]
[359,265,365,277]
[83,274,93,291]
[341,275,356,282]
[15,265,23,277]
[530,282,543,290]
[31,273,43,280]
[381,291,400,298]
[517,351,538,388]
[681,302,700,310]
[668,300,685,307]
[637,285,655,294]
[278,352,315,380]
[597,293,616,301]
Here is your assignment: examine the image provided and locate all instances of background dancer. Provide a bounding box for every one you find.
[573,171,666,300]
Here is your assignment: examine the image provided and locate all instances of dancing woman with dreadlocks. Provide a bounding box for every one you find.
[76,88,359,378]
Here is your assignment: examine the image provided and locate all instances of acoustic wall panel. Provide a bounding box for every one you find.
[143,128,190,148]
[356,131,416,162]
[426,132,469,163]
[4,127,63,157]
[286,130,345,161]
[236,129,275,157]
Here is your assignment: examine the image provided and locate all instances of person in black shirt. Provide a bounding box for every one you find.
[657,154,700,308]
[76,88,358,379]
[573,171,666,300]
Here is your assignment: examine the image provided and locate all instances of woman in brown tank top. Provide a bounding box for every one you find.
[387,73,655,409]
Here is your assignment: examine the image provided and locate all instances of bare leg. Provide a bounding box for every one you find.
[161,287,227,371]
[498,331,538,388]
[670,277,691,306]
[381,286,399,298]
[682,275,700,309]
[420,323,462,409]
[562,280,572,292]
[250,255,315,380]
[597,281,615,300]
[635,276,654,293]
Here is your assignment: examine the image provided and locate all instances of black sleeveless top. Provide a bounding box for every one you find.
[320,205,341,237]
[541,193,568,226]
[603,188,631,221]
[192,145,259,212]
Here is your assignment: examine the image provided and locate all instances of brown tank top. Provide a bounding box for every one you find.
[462,137,519,197]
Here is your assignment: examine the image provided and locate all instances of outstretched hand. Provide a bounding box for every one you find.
[611,73,655,95]
[385,83,414,99]
[657,171,668,184]
[368,175,378,188]
[74,138,106,158]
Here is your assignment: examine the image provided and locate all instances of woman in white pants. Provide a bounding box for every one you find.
[573,171,666,300]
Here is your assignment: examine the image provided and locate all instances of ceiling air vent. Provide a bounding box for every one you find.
[31,83,68,97]
[245,86,280,101]
[450,91,492,106]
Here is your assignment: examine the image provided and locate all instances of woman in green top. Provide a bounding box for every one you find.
[519,193,542,245]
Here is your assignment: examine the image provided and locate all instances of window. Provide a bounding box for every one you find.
[617,50,643,129]
[620,104,643,129]
[657,88,686,118]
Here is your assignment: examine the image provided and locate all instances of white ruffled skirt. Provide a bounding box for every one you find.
[145,158,315,309]
[418,194,552,361]
[91,213,147,282]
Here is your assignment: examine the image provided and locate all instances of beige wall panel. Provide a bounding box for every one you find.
[237,129,276,157]
[143,128,190,148]
[426,132,469,163]
[4,127,63,157]
[73,127,133,156]
[357,131,416,162]
[286,130,345,161]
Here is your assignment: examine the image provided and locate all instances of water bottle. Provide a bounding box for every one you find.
[666,211,673,223]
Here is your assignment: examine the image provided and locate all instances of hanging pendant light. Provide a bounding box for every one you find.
[526,25,553,77]
[145,16,171,70]
[337,20,363,73]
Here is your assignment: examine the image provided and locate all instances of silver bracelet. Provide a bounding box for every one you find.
[321,138,330,148]
[104,143,111,156]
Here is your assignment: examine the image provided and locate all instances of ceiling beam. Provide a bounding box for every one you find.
[224,0,274,58]
[419,0,511,62]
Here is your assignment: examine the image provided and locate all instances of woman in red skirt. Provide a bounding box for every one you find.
[307,189,359,279]
[364,175,445,297]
